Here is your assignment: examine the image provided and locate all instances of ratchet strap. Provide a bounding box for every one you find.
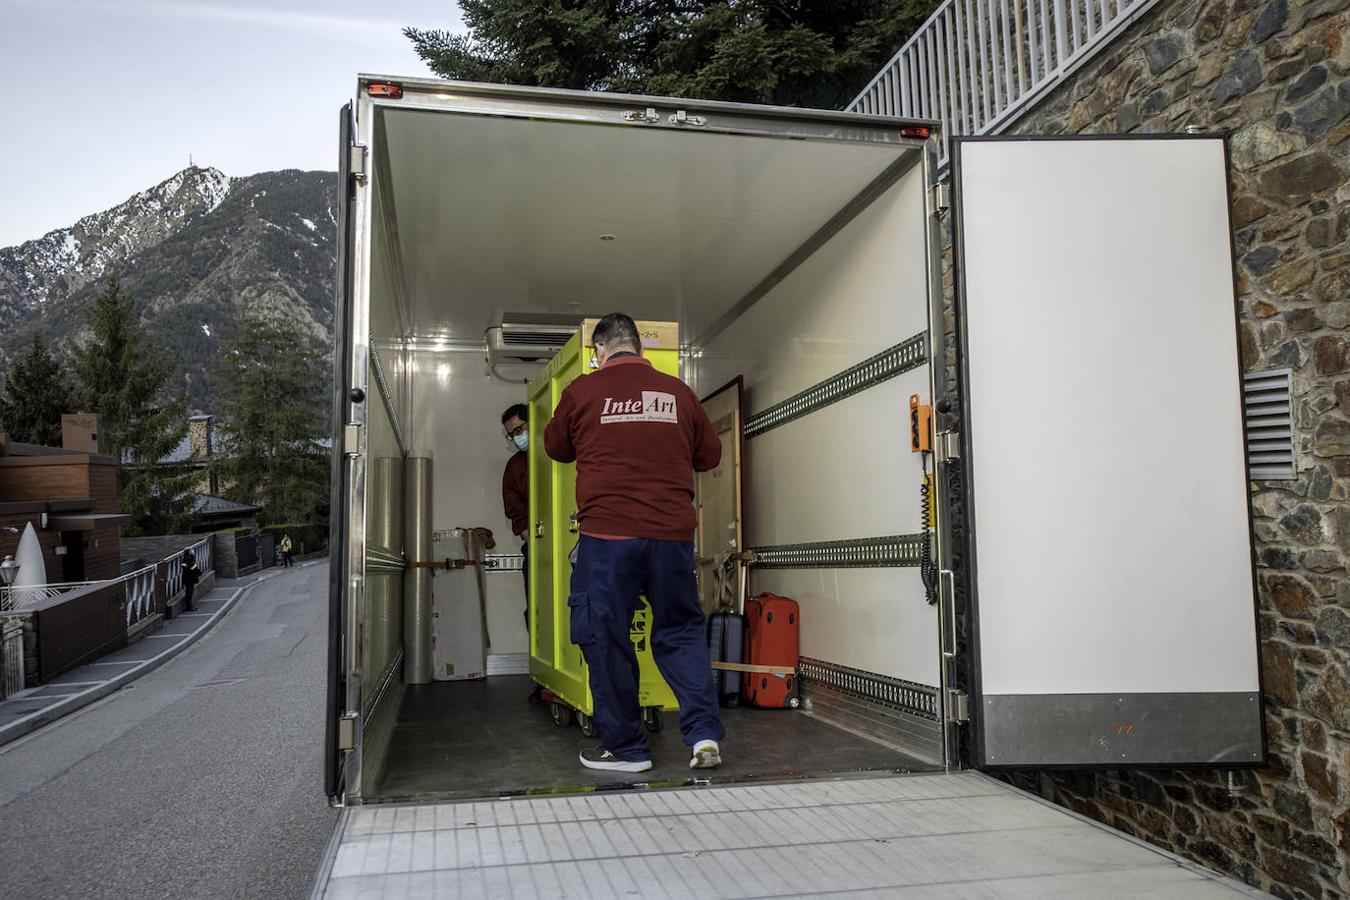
[408,559,495,570]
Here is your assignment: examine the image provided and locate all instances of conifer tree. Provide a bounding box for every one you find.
[406,0,935,109]
[212,308,329,525]
[0,333,74,446]
[71,275,193,535]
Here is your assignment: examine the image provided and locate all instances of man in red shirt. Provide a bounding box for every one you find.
[501,403,540,704]
[545,313,725,773]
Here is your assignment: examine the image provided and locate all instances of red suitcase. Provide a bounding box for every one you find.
[742,593,800,708]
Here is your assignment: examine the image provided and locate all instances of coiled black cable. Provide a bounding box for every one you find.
[920,452,938,605]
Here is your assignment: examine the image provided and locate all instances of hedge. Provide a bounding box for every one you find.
[261,523,326,554]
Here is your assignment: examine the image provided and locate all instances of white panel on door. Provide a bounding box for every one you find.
[953,137,1262,767]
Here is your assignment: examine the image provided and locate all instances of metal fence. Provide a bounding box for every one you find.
[1,619,23,698]
[0,536,215,627]
[849,0,1164,165]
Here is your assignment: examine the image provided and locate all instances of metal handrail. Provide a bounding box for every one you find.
[0,536,216,621]
[849,0,1165,166]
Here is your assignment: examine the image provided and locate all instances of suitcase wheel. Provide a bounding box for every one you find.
[789,696,800,709]
[550,702,574,728]
[726,695,740,709]
[577,711,597,738]
[642,707,663,733]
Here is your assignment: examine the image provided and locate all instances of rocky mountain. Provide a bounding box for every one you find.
[0,166,339,412]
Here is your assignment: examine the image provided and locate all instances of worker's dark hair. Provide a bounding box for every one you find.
[591,313,641,354]
[500,403,528,425]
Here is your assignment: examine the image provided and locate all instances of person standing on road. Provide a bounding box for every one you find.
[501,402,541,704]
[279,534,294,568]
[182,550,201,611]
[544,313,725,773]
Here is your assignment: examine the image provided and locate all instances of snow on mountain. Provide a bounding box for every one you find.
[0,166,338,412]
[0,167,233,312]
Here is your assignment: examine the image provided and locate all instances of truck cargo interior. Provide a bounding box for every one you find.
[339,86,948,803]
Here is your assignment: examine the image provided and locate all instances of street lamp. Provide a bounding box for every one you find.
[0,555,18,588]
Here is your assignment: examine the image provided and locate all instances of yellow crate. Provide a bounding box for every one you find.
[526,323,681,717]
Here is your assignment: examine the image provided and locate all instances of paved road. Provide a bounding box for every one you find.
[0,563,338,900]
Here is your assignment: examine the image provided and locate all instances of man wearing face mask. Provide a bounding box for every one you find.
[500,403,541,704]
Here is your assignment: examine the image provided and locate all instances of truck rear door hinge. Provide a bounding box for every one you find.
[928,182,950,217]
[343,423,362,457]
[337,712,358,750]
[349,144,368,184]
[935,430,960,462]
[946,689,970,723]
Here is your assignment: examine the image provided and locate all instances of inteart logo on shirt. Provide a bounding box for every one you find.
[600,391,678,424]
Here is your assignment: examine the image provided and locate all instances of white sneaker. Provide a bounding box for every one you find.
[689,739,722,769]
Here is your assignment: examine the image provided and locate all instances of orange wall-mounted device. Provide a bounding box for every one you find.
[909,394,932,453]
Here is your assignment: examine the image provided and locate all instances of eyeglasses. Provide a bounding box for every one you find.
[504,423,527,440]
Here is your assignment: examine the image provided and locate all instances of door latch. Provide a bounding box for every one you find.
[534,521,545,538]
[621,108,661,124]
[568,511,580,534]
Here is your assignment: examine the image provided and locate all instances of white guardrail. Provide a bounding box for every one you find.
[0,537,214,629]
[849,0,1164,165]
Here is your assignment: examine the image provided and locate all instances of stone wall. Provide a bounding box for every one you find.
[991,0,1350,897]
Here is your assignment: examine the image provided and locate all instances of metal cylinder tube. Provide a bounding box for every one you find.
[402,455,433,684]
[366,456,403,687]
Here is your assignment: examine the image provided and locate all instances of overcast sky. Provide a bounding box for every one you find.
[0,0,462,247]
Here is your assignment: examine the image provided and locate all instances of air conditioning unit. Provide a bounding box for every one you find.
[486,312,583,362]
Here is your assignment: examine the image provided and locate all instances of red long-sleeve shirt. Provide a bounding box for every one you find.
[501,450,528,538]
[544,355,721,542]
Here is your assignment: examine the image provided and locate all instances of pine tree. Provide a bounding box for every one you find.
[212,308,329,525]
[0,333,74,446]
[71,275,193,535]
[405,0,935,109]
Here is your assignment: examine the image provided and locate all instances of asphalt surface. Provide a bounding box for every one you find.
[0,562,338,900]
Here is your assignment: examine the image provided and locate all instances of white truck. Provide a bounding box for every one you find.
[316,74,1263,895]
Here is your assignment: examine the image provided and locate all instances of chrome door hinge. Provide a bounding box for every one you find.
[621,108,661,124]
[349,144,368,184]
[337,712,358,750]
[668,110,707,127]
[343,423,362,457]
[946,689,970,723]
[935,430,960,462]
[928,182,950,217]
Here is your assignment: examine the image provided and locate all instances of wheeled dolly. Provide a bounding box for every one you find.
[540,689,663,735]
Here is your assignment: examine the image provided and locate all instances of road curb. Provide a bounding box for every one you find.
[0,570,284,748]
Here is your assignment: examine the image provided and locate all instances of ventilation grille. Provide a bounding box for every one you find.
[499,327,576,346]
[1244,368,1295,481]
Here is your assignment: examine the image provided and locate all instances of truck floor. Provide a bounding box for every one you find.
[318,771,1267,898]
[373,675,932,802]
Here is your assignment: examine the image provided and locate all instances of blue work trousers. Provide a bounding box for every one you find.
[569,536,725,761]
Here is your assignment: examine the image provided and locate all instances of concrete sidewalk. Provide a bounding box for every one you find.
[0,561,318,746]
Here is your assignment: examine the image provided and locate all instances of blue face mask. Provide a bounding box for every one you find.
[512,432,529,452]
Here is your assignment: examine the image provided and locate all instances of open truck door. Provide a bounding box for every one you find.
[944,136,1264,768]
[326,102,364,804]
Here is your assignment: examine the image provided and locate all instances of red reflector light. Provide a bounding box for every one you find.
[900,125,931,139]
[367,83,404,99]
